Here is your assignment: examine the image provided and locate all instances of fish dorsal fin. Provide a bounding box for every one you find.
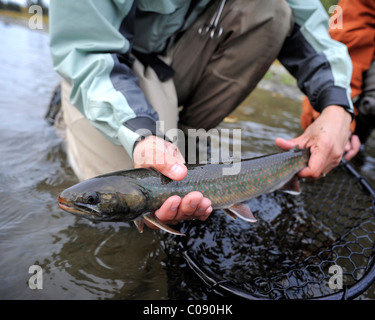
[280,175,301,195]
[133,218,144,233]
[225,203,257,223]
[143,213,185,236]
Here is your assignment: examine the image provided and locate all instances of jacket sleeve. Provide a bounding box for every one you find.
[329,0,375,100]
[49,0,159,158]
[280,0,354,117]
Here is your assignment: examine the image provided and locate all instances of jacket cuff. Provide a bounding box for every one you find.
[316,86,354,120]
[123,116,157,136]
[119,117,158,159]
[117,125,141,159]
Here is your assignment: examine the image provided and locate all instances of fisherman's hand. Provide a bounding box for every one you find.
[275,105,352,179]
[133,136,213,227]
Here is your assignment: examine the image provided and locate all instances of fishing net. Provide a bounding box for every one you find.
[176,160,375,299]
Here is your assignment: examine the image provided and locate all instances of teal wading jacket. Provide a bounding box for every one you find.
[49,0,354,157]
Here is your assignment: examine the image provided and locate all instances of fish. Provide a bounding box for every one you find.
[57,147,309,236]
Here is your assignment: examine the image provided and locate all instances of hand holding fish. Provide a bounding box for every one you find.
[275,105,352,179]
[133,135,213,229]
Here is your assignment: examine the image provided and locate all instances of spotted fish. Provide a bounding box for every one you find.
[57,147,309,236]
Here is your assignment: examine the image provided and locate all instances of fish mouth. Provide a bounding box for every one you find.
[58,196,79,213]
[58,196,101,219]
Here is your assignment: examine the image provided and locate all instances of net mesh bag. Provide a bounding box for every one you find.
[177,160,375,299]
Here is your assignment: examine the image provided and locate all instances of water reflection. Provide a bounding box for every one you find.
[51,222,169,299]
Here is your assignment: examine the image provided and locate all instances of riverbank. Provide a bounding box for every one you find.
[0,9,48,31]
[257,62,304,102]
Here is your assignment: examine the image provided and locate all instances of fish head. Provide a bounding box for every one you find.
[58,175,149,222]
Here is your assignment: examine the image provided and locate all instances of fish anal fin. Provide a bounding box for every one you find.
[143,213,185,236]
[226,203,257,223]
[280,175,301,195]
[133,218,144,233]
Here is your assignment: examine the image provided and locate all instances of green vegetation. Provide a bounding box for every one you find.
[320,0,340,12]
[0,0,49,28]
[0,0,48,15]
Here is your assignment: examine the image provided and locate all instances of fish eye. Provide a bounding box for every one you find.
[84,192,99,205]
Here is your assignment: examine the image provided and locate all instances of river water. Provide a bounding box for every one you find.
[1,21,374,300]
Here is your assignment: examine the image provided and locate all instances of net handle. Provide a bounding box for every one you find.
[341,158,375,199]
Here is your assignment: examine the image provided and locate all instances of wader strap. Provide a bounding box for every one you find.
[132,49,175,82]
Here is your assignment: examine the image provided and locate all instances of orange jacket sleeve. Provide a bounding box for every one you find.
[330,0,375,99]
[301,0,375,131]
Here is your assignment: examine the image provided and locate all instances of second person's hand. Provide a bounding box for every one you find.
[276,105,352,178]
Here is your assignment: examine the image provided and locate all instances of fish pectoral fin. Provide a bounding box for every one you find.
[143,213,186,236]
[226,203,257,223]
[223,209,237,220]
[280,175,301,195]
[133,218,144,233]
